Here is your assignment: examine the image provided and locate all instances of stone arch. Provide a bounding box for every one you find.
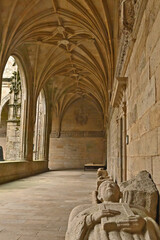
[1,55,27,160]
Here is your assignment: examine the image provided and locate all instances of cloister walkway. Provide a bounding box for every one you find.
[0,170,96,240]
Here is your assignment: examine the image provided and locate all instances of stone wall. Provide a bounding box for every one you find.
[126,1,160,190]
[49,99,105,169]
[49,137,105,169]
[0,160,48,184]
[107,1,160,191]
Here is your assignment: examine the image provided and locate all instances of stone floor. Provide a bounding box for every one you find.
[0,170,96,240]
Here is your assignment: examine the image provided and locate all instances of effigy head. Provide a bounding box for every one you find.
[98,180,122,203]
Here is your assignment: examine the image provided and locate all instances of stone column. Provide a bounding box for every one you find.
[33,91,46,160]
[5,70,22,160]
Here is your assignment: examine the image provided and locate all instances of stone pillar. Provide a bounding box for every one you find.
[5,70,22,160]
[33,91,46,160]
[110,77,127,182]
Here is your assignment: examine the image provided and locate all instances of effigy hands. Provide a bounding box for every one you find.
[117,215,146,233]
[93,209,120,223]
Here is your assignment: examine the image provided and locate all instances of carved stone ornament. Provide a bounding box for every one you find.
[115,30,130,76]
[111,77,127,108]
[122,0,137,32]
[116,0,146,76]
[10,71,21,94]
[9,70,21,120]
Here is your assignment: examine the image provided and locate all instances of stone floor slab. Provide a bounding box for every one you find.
[0,170,96,239]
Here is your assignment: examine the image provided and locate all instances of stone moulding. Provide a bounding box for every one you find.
[115,0,148,77]
[50,131,105,138]
[7,119,20,123]
[111,77,127,108]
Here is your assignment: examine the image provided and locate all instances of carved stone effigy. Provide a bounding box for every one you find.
[120,170,158,220]
[66,173,160,240]
[92,169,113,204]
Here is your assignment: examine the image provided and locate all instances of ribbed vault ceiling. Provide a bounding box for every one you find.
[0,0,118,121]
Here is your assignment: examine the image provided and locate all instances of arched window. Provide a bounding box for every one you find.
[0,56,27,160]
[33,89,46,160]
[0,99,9,159]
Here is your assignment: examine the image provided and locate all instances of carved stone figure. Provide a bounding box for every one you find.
[92,169,112,204]
[97,168,108,179]
[96,168,111,188]
[66,180,160,240]
[97,168,113,183]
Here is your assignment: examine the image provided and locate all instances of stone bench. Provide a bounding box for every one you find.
[84,163,105,171]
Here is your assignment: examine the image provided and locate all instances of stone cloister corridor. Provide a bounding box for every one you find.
[0,0,160,238]
[0,170,96,240]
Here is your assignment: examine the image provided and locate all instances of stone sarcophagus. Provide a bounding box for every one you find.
[120,171,158,220]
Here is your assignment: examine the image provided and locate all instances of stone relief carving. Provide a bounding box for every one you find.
[74,106,88,125]
[66,172,160,240]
